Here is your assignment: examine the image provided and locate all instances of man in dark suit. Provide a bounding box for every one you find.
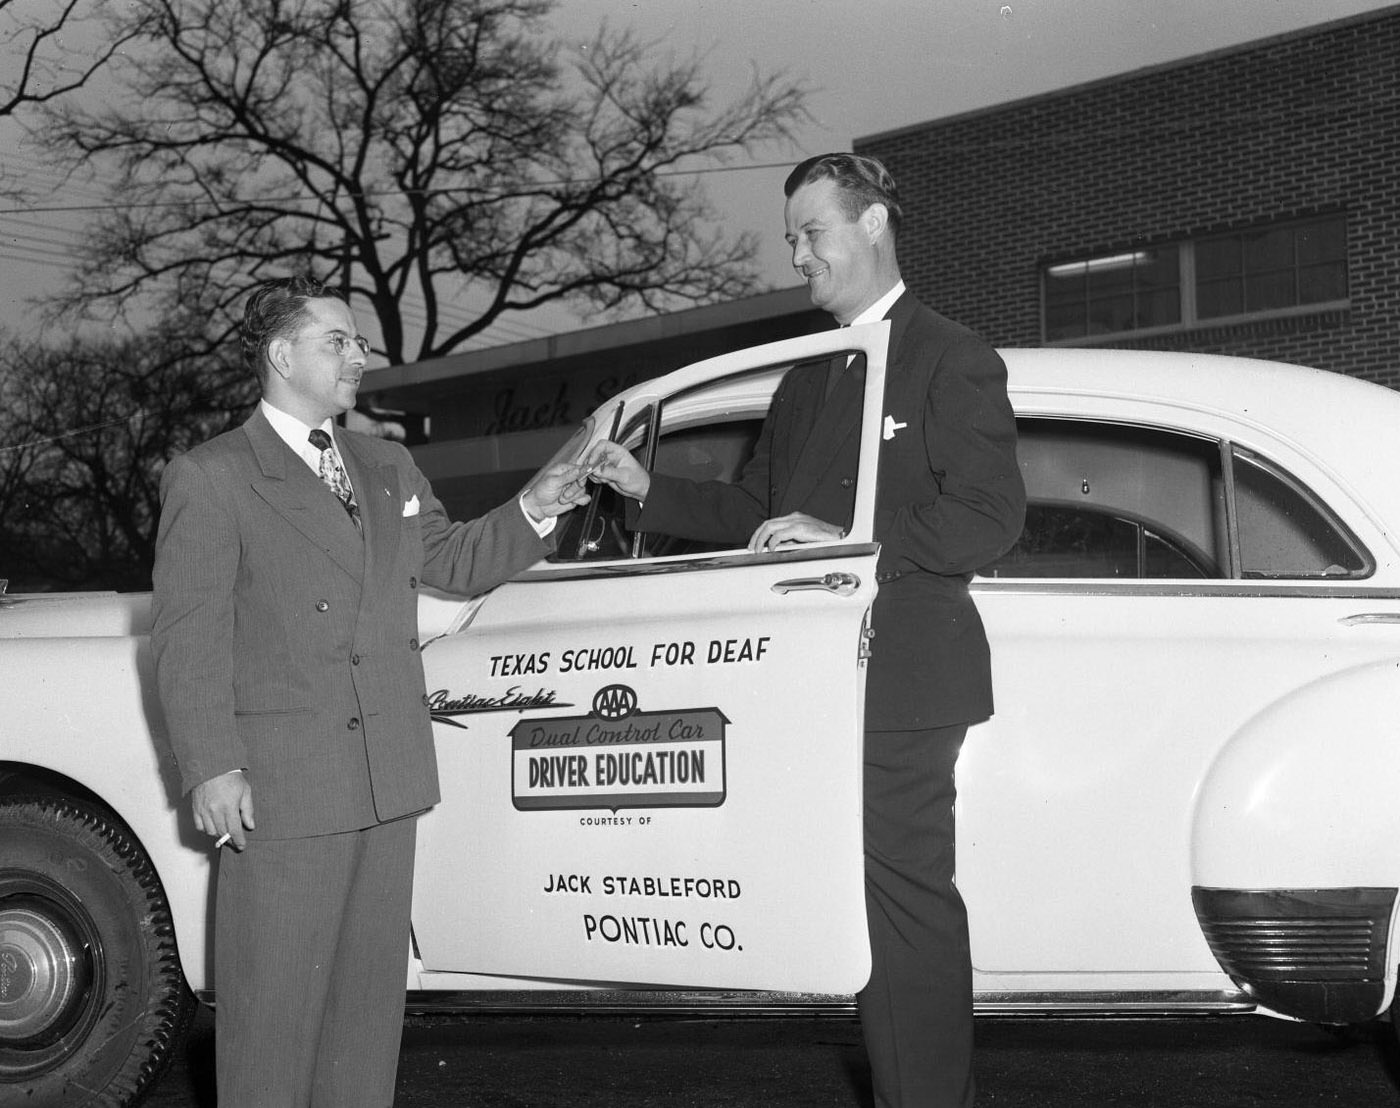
[151,276,587,1107]
[586,154,1025,1107]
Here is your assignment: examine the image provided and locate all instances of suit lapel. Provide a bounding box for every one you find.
[884,292,917,382]
[339,432,401,599]
[781,355,862,512]
[243,412,366,583]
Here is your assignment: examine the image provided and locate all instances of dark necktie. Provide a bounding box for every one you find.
[825,324,852,402]
[824,354,846,402]
[308,428,359,525]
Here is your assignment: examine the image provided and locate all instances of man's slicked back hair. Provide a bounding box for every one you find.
[241,275,339,382]
[784,153,903,239]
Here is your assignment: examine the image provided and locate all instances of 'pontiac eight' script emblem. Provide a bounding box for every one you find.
[510,687,728,813]
[593,684,637,720]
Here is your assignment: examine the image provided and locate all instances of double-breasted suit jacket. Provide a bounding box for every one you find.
[637,292,1025,730]
[151,408,551,838]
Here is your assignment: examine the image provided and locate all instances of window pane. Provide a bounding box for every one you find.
[1242,226,1293,270]
[1087,264,1135,297]
[1296,217,1346,265]
[982,420,1226,579]
[1144,531,1209,578]
[1298,261,1347,303]
[1044,274,1084,305]
[1232,450,1367,578]
[983,505,1141,578]
[1045,301,1085,341]
[1042,249,1181,339]
[1045,274,1086,339]
[1138,288,1181,328]
[1195,216,1349,319]
[1196,238,1240,280]
[1086,293,1134,334]
[1197,277,1242,318]
[1244,270,1295,311]
[1138,246,1179,288]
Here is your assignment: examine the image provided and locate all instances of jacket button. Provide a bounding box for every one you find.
[421,694,430,707]
[409,638,419,651]
[315,600,329,612]
[347,717,360,730]
[841,477,854,489]
[409,576,418,589]
[351,654,360,665]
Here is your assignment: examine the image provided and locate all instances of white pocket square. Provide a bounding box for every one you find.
[402,495,420,517]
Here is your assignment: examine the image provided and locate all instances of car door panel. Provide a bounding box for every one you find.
[410,324,890,995]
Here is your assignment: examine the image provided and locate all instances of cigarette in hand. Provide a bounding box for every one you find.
[214,833,231,849]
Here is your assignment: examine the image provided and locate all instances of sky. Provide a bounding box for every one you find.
[542,0,1398,292]
[1,0,1395,346]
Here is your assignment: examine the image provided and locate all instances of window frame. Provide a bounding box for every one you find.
[539,322,892,573]
[1041,213,1349,345]
[978,415,1372,584]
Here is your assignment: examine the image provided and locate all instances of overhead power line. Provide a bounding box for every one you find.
[0,410,145,455]
[0,159,794,216]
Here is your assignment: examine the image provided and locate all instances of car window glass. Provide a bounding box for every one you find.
[551,355,862,564]
[981,419,1225,579]
[1232,448,1368,578]
[984,504,1213,579]
[551,403,653,562]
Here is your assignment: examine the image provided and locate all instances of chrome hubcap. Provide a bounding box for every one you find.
[0,904,81,1043]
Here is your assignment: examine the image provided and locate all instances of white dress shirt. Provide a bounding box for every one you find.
[259,400,552,536]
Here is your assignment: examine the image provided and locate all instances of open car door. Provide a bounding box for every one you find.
[411,321,889,994]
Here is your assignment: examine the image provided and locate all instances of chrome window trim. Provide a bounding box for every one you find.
[522,543,882,584]
[971,579,1400,600]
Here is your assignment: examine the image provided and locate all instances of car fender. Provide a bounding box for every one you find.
[1191,658,1400,1017]
[0,586,484,996]
[1,628,215,991]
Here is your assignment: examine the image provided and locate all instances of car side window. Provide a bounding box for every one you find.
[987,504,1214,579]
[983,419,1226,579]
[550,361,801,564]
[1231,447,1368,578]
[982,418,1369,581]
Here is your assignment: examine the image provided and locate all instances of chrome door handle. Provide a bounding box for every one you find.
[771,572,861,597]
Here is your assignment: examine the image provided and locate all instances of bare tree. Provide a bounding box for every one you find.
[0,0,138,116]
[0,331,251,590]
[44,0,808,363]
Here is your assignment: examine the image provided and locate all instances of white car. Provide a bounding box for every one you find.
[5,324,1400,1107]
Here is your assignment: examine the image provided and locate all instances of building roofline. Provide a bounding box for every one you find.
[857,4,1400,146]
[362,285,816,391]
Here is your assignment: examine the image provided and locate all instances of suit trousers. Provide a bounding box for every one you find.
[214,816,418,1108]
[859,724,973,1108]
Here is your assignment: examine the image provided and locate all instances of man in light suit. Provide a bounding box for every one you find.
[151,276,588,1107]
[587,154,1025,1107]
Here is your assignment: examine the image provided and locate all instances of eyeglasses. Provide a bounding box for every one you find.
[293,330,370,358]
[324,331,371,358]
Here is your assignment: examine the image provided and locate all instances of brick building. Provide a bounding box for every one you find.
[863,5,1399,385]
[364,7,1399,517]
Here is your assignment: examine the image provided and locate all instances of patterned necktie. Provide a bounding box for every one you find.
[307,428,359,525]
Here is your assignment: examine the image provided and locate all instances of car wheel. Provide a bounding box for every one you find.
[0,796,195,1107]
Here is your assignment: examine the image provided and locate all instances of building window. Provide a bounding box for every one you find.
[1043,214,1347,342]
[1044,248,1181,340]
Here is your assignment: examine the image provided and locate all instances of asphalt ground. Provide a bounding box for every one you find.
[140,1006,1400,1106]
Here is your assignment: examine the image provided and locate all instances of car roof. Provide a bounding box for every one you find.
[1002,347,1399,447]
[1003,346,1400,494]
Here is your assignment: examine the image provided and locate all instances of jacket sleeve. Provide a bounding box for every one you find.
[408,449,555,596]
[875,332,1026,577]
[632,370,801,543]
[150,452,248,794]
